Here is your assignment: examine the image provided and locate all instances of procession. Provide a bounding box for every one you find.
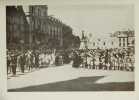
[7,47,134,76]
[7,48,65,75]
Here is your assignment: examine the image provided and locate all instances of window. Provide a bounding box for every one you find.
[35,20,38,29]
[30,6,33,14]
[38,8,40,16]
[123,38,125,47]
[119,38,121,47]
[123,38,125,42]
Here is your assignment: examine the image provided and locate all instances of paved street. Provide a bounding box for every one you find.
[8,64,134,91]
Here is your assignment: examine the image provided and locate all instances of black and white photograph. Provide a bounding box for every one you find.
[5,4,135,92]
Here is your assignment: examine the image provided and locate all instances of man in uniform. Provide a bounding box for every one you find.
[10,51,17,76]
[19,53,26,73]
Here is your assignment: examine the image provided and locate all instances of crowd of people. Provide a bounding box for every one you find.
[7,47,134,76]
[7,48,70,76]
[71,48,135,71]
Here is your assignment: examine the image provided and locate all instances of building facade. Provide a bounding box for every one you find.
[28,5,48,47]
[47,16,63,49]
[6,5,77,50]
[87,34,119,49]
[87,30,135,50]
[28,5,73,49]
[6,6,29,50]
[113,30,135,49]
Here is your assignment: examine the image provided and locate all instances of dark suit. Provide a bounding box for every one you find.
[11,55,17,75]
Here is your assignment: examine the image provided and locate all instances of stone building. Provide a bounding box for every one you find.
[113,30,135,49]
[28,5,74,49]
[6,5,78,50]
[87,30,135,50]
[47,16,63,49]
[28,5,48,47]
[86,33,118,49]
[6,6,29,50]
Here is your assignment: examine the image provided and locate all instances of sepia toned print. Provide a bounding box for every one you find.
[6,5,134,91]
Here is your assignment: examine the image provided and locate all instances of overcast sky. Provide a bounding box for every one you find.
[48,4,134,38]
[23,4,134,38]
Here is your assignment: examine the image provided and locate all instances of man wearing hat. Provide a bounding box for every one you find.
[10,51,17,76]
